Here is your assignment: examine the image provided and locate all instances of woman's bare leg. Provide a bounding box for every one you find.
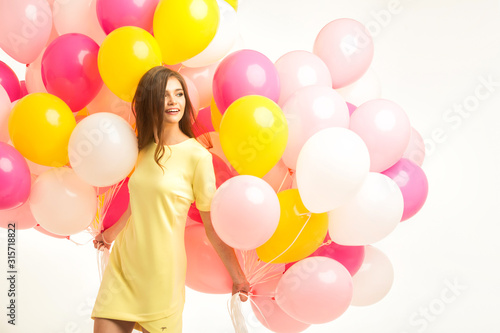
[94,317,136,333]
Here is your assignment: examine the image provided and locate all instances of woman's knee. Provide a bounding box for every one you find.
[94,317,136,333]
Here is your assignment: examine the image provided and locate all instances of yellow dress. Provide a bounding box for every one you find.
[91,138,216,332]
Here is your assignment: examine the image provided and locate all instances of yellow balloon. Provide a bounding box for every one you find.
[219,95,288,177]
[210,97,222,132]
[8,93,76,167]
[98,26,162,102]
[224,0,238,11]
[257,189,328,263]
[154,0,220,65]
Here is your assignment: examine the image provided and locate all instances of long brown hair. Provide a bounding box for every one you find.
[132,66,212,171]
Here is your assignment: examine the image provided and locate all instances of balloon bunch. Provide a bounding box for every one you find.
[0,1,429,332]
[185,18,429,333]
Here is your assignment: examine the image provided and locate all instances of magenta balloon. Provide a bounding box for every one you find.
[0,143,31,210]
[41,33,103,111]
[0,61,21,102]
[97,0,159,34]
[276,257,353,324]
[347,102,357,116]
[313,18,374,89]
[0,174,37,229]
[102,178,130,230]
[184,224,233,294]
[212,49,280,113]
[286,234,365,276]
[382,158,428,221]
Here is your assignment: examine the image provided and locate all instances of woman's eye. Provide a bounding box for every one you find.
[176,93,184,97]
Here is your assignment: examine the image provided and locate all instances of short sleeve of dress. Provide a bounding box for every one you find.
[193,153,216,211]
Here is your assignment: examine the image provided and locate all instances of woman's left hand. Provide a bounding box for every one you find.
[232,280,250,302]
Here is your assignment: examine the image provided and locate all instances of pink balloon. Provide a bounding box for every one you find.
[184,224,233,294]
[0,0,52,64]
[403,127,425,166]
[251,275,311,333]
[382,158,428,221]
[33,224,68,239]
[42,33,103,112]
[213,49,280,113]
[262,159,294,193]
[182,75,200,113]
[179,62,218,109]
[102,178,130,230]
[210,175,280,250]
[19,81,28,99]
[282,85,350,170]
[347,101,357,116]
[25,51,49,94]
[274,50,332,106]
[0,61,21,102]
[349,99,411,172]
[285,234,365,276]
[0,174,37,230]
[0,142,31,210]
[313,18,374,89]
[96,0,159,34]
[193,107,215,136]
[0,86,11,142]
[276,257,353,324]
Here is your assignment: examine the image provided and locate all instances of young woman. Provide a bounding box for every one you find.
[91,66,249,333]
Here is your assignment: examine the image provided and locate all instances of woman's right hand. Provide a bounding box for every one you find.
[93,231,112,251]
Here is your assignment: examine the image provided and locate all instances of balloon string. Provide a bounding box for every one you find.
[227,292,249,333]
[277,169,289,193]
[250,213,312,281]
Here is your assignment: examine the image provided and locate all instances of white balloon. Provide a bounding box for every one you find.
[29,167,97,235]
[182,0,238,67]
[328,172,404,245]
[336,68,381,106]
[68,113,138,187]
[351,246,394,306]
[296,127,370,213]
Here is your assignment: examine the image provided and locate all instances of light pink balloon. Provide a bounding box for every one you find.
[0,0,52,64]
[274,50,332,106]
[25,51,49,94]
[0,86,11,142]
[282,85,350,170]
[179,63,218,109]
[251,275,311,333]
[349,99,411,172]
[210,175,280,250]
[313,18,374,89]
[52,0,106,45]
[29,167,97,235]
[86,84,134,125]
[33,224,68,239]
[212,49,280,113]
[403,127,425,166]
[382,158,428,221]
[182,76,200,114]
[275,256,353,324]
[262,159,294,193]
[185,224,233,294]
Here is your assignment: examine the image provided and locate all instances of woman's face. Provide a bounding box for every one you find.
[163,77,186,125]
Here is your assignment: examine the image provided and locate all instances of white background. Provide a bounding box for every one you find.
[1,0,500,332]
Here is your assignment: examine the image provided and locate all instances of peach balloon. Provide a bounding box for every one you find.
[350,99,411,172]
[86,84,134,125]
[403,127,425,166]
[29,167,97,235]
[313,18,374,89]
[179,63,218,109]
